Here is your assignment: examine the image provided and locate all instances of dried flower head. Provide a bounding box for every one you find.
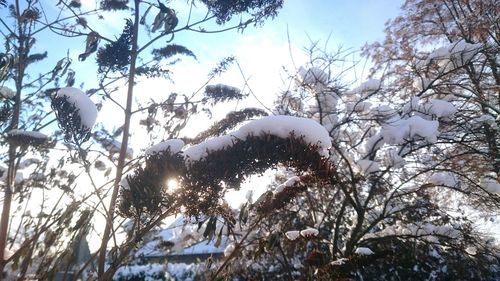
[6,130,50,147]
[96,20,132,73]
[100,0,128,11]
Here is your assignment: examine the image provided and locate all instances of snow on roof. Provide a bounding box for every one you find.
[53,87,97,130]
[135,216,228,258]
[183,115,331,161]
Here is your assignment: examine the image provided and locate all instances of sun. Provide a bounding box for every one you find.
[166,178,179,191]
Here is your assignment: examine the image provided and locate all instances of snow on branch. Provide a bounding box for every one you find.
[6,129,50,147]
[345,79,381,98]
[381,115,439,144]
[296,66,329,87]
[119,115,335,218]
[145,139,185,156]
[426,40,482,70]
[185,115,332,162]
[49,87,97,144]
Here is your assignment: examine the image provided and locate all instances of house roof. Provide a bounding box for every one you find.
[135,216,229,258]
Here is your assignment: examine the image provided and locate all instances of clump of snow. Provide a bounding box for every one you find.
[0,165,24,184]
[364,134,384,153]
[184,115,331,161]
[3,248,15,259]
[355,247,374,256]
[285,230,300,241]
[310,91,338,114]
[465,246,477,256]
[357,159,380,175]
[471,114,497,128]
[0,86,15,99]
[383,149,405,169]
[145,139,185,155]
[284,176,300,187]
[236,116,331,152]
[364,222,461,242]
[381,116,439,144]
[53,87,97,130]
[223,243,235,257]
[183,135,234,162]
[274,176,300,194]
[166,263,200,281]
[345,79,381,97]
[120,176,131,190]
[427,40,482,68]
[346,101,372,113]
[18,158,41,169]
[402,97,421,115]
[480,174,500,194]
[103,139,134,159]
[320,113,338,132]
[8,129,48,140]
[371,105,398,121]
[300,227,319,237]
[403,98,457,118]
[425,99,457,118]
[113,264,166,280]
[296,66,328,86]
[428,172,460,187]
[330,258,348,266]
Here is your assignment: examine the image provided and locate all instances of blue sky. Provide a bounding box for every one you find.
[1,0,404,95]
[0,0,406,149]
[0,0,405,143]
[268,0,403,48]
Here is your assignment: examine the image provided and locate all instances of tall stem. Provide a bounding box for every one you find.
[0,0,25,277]
[97,0,140,277]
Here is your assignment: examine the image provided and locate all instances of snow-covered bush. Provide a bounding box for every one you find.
[113,264,167,281]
